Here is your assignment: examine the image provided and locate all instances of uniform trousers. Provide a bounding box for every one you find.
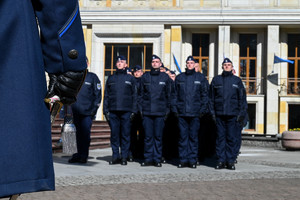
[73,114,93,160]
[109,111,131,159]
[178,117,200,164]
[143,116,165,163]
[215,115,238,163]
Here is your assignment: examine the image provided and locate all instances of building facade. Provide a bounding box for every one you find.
[79,0,300,135]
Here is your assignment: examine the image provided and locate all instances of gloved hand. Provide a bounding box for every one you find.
[130,113,135,121]
[211,115,217,124]
[46,70,86,105]
[164,112,170,121]
[104,112,110,122]
[237,115,245,127]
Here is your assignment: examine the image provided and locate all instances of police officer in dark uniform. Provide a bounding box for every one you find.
[174,56,209,168]
[129,65,144,160]
[103,55,137,165]
[139,55,172,167]
[210,58,248,170]
[69,60,102,163]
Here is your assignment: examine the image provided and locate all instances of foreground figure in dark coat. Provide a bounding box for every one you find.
[174,56,209,168]
[210,58,248,170]
[0,0,87,198]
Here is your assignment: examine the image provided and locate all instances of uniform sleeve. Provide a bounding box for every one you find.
[92,73,102,115]
[32,0,86,73]
[200,76,209,115]
[131,77,138,113]
[103,76,110,114]
[137,76,144,113]
[171,79,178,114]
[238,79,248,119]
[209,78,216,117]
[165,77,172,115]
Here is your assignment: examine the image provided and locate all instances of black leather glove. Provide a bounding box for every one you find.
[104,112,110,122]
[237,115,245,127]
[46,70,86,105]
[211,115,217,124]
[173,112,179,118]
[130,113,135,121]
[164,112,170,121]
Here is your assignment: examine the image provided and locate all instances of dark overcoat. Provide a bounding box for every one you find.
[0,0,86,197]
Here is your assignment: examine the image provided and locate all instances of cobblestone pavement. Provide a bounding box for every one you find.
[17,146,300,199]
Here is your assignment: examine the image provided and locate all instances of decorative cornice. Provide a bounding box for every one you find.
[80,9,300,24]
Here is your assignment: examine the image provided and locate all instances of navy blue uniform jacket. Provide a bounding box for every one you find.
[174,69,209,117]
[0,0,86,197]
[103,70,137,114]
[139,70,172,116]
[210,71,247,117]
[72,72,102,116]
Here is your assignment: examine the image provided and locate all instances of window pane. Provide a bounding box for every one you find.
[288,63,295,78]
[249,35,257,57]
[105,45,112,70]
[288,105,300,129]
[239,35,248,57]
[192,34,200,56]
[249,60,256,77]
[245,104,256,130]
[288,34,300,57]
[240,59,247,77]
[201,59,208,76]
[201,34,209,56]
[239,34,257,57]
[145,45,153,71]
[130,45,143,68]
[113,45,128,66]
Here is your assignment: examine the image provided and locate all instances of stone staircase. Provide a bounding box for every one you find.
[51,118,111,153]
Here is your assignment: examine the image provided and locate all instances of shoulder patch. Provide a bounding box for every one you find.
[97,83,101,90]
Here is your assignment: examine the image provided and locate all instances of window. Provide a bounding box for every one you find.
[287,34,300,95]
[245,104,256,130]
[239,34,257,94]
[288,104,300,129]
[104,44,153,81]
[192,34,209,77]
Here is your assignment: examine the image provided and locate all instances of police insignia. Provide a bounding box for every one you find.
[159,82,166,85]
[125,81,132,85]
[232,84,238,88]
[97,83,101,90]
[85,82,91,85]
[194,81,201,84]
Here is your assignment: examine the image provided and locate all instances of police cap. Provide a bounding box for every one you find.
[152,54,161,61]
[186,56,196,63]
[116,55,127,62]
[222,58,232,65]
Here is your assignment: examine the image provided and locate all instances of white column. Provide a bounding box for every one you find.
[170,25,182,73]
[218,25,231,74]
[266,25,280,135]
[209,31,216,82]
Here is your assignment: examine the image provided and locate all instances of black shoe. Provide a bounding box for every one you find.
[141,162,153,166]
[127,156,134,162]
[68,155,87,164]
[154,162,162,167]
[215,162,226,169]
[121,159,127,165]
[178,162,188,168]
[226,163,236,170]
[189,163,197,169]
[109,158,121,165]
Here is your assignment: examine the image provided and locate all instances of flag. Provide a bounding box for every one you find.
[274,55,294,64]
[173,54,181,73]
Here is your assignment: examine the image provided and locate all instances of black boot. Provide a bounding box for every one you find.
[215,162,226,169]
